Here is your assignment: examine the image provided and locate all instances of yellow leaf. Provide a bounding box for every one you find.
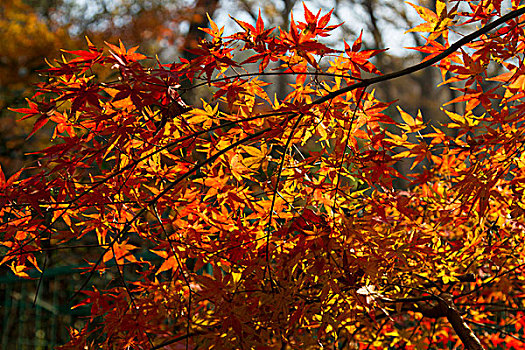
[232,271,242,285]
[28,255,42,273]
[10,263,29,278]
[398,106,415,126]
[156,255,178,275]
[230,153,251,181]
[242,143,269,169]
[150,249,168,259]
[241,144,264,157]
[406,2,437,26]
[397,106,424,132]
[436,0,447,17]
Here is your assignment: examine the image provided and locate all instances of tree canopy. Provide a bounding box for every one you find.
[2,0,525,348]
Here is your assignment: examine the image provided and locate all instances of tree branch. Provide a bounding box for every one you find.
[438,293,485,350]
[312,7,525,106]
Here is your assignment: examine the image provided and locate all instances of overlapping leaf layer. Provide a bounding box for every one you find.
[2,1,525,348]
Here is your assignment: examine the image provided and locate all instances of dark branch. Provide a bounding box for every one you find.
[312,7,525,106]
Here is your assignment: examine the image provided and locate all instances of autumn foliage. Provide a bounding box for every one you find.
[3,0,525,348]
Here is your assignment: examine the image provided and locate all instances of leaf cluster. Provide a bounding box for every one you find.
[2,1,525,348]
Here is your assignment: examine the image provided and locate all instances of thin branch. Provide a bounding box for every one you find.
[187,71,364,91]
[311,7,525,106]
[71,124,280,301]
[331,88,365,213]
[265,114,303,285]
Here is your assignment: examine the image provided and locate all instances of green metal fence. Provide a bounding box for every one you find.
[0,265,91,349]
[0,251,164,349]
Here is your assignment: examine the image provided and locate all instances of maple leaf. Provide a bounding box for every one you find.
[397,106,425,132]
[406,0,458,41]
[344,32,384,75]
[4,3,525,350]
[105,40,147,62]
[9,262,29,278]
[103,240,138,265]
